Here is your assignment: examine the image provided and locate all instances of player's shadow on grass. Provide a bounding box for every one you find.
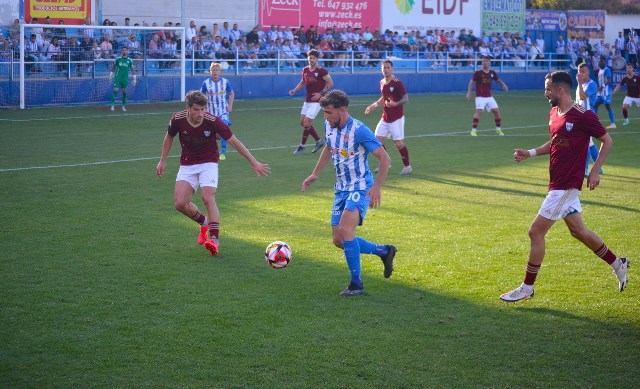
[396,170,640,214]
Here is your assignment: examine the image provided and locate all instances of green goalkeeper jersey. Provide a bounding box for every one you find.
[114,57,134,80]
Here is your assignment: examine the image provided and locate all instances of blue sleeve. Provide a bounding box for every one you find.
[200,80,207,94]
[354,123,383,154]
[585,81,597,99]
[225,78,233,93]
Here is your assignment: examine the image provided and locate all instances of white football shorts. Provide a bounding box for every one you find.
[301,102,322,119]
[375,116,405,140]
[538,189,582,221]
[475,96,499,111]
[623,96,640,107]
[176,162,219,190]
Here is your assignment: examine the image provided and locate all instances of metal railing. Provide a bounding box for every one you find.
[1,49,573,80]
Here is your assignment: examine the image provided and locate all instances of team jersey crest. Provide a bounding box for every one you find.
[204,131,211,137]
[566,123,573,132]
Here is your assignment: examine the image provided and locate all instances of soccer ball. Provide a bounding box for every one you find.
[265,241,292,268]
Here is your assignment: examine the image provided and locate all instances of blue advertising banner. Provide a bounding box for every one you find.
[525,9,567,32]
[568,10,605,39]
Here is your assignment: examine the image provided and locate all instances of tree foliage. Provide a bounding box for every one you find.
[527,0,640,14]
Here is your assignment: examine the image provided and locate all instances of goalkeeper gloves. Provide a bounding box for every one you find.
[132,75,137,85]
[109,71,113,80]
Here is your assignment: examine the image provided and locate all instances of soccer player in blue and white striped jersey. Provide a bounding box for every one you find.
[201,62,235,159]
[594,57,617,129]
[301,90,397,297]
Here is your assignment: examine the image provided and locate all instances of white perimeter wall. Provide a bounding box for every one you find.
[98,0,258,31]
[605,14,639,44]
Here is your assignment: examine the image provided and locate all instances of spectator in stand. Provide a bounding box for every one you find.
[148,34,163,68]
[79,34,94,75]
[614,31,626,58]
[362,26,373,42]
[282,26,294,42]
[82,18,94,41]
[99,36,114,59]
[627,36,638,68]
[195,35,209,71]
[25,33,44,72]
[101,19,113,45]
[294,25,307,43]
[9,18,20,47]
[163,36,179,69]
[61,35,77,65]
[220,21,231,41]
[334,40,348,69]
[306,25,320,46]
[536,33,545,54]
[53,20,66,43]
[46,36,64,71]
[220,37,235,67]
[126,34,142,65]
[246,25,260,45]
[355,39,371,67]
[529,40,544,67]
[229,23,242,43]
[317,37,333,64]
[186,20,197,43]
[265,25,276,42]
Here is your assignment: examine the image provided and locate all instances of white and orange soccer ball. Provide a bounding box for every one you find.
[264,241,292,268]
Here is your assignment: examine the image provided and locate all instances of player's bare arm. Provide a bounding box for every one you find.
[513,141,551,162]
[499,80,508,91]
[301,146,331,192]
[228,90,235,112]
[368,146,391,208]
[156,133,174,177]
[289,80,304,96]
[466,80,475,100]
[365,98,383,114]
[312,75,333,101]
[227,135,271,176]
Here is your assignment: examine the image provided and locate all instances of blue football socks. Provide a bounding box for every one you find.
[343,238,362,287]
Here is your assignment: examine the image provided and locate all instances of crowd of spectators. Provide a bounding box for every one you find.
[1,16,638,74]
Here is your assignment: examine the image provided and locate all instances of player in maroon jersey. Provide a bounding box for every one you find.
[156,90,270,256]
[465,56,509,136]
[365,60,412,175]
[289,49,334,155]
[500,71,629,302]
[612,63,640,126]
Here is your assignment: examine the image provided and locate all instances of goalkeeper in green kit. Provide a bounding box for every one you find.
[110,47,136,111]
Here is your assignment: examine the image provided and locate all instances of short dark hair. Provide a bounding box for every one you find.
[320,90,349,109]
[545,71,573,89]
[307,49,320,58]
[382,59,394,67]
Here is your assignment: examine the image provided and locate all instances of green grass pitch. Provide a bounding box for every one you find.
[1,91,639,387]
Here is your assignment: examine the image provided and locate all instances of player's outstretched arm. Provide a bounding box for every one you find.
[513,141,551,162]
[227,135,270,176]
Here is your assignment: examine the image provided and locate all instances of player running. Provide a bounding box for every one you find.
[365,60,412,175]
[289,49,333,155]
[612,63,640,126]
